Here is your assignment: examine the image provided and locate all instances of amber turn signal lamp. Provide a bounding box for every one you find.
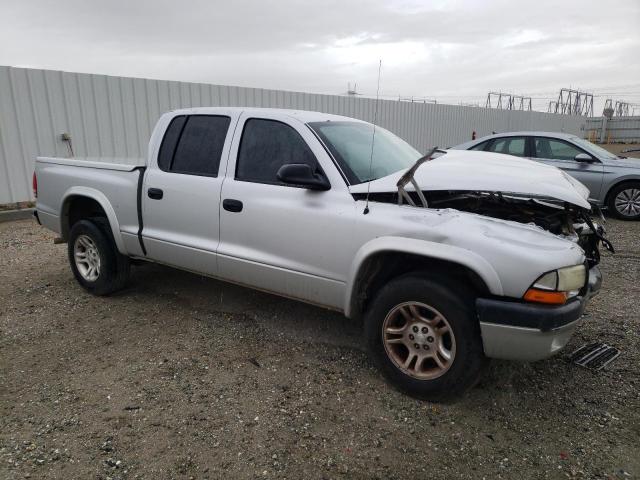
[523,288,568,305]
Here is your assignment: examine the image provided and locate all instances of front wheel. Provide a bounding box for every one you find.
[607,182,640,220]
[365,274,487,401]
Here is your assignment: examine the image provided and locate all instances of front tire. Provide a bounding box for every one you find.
[67,219,130,295]
[365,274,487,401]
[607,182,640,220]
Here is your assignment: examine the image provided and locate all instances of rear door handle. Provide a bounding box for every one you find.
[147,188,163,200]
[223,199,243,212]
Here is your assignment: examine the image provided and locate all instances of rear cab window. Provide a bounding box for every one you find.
[158,115,231,176]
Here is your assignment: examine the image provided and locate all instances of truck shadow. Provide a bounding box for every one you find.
[126,261,363,351]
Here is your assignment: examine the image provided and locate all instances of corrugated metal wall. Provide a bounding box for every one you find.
[0,65,586,204]
[585,116,640,143]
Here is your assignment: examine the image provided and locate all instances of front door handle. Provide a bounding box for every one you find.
[223,199,243,213]
[147,188,163,200]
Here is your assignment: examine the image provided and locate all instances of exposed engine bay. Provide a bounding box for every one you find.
[422,190,613,267]
[355,188,614,267]
[351,148,614,268]
[376,147,613,267]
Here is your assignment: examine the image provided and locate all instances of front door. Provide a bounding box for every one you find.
[217,112,356,310]
[142,112,237,276]
[530,136,604,202]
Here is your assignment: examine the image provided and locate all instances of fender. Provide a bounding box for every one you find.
[343,236,503,317]
[60,186,126,254]
[603,175,640,201]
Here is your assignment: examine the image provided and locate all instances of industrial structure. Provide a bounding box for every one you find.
[548,88,594,117]
[602,99,640,117]
[485,92,532,111]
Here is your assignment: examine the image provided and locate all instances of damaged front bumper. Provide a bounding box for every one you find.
[476,266,602,361]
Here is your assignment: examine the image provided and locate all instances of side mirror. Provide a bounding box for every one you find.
[574,153,595,163]
[276,163,330,191]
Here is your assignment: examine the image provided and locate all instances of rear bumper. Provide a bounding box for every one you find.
[476,266,602,361]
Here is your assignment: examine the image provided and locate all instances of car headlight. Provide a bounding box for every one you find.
[524,265,587,305]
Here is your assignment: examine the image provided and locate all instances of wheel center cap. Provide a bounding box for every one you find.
[407,323,432,344]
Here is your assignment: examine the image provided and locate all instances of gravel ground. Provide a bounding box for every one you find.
[1,218,638,480]
[601,144,640,159]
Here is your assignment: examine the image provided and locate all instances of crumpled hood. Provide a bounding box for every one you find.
[349,150,591,209]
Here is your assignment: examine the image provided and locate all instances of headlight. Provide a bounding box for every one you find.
[558,265,587,291]
[524,265,586,305]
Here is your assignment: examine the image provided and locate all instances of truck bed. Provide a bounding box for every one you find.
[35,156,146,257]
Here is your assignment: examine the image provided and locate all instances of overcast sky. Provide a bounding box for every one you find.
[1,0,639,112]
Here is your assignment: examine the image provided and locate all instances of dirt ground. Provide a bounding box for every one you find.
[1,218,639,480]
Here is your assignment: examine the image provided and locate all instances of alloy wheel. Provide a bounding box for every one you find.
[382,301,456,380]
[74,234,101,281]
[614,188,640,217]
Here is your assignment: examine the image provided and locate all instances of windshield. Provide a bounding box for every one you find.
[570,137,618,160]
[308,121,422,184]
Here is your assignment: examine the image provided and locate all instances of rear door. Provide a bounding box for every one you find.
[530,136,604,201]
[142,111,238,275]
[216,112,356,309]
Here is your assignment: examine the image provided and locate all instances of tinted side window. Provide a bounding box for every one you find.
[534,138,583,161]
[158,115,187,171]
[170,116,231,176]
[470,140,489,151]
[236,119,318,185]
[487,137,526,157]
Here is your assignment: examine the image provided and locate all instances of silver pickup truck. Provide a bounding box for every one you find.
[34,107,608,400]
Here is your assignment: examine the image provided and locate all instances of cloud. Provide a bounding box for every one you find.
[0,0,638,111]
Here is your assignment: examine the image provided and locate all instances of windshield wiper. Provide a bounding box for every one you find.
[396,147,443,207]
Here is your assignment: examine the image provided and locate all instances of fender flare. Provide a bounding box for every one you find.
[60,186,126,254]
[343,236,503,317]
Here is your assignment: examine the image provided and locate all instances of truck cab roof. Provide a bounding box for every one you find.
[166,106,361,125]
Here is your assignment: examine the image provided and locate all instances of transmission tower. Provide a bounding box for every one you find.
[614,101,631,117]
[486,92,532,110]
[603,99,639,116]
[551,88,593,116]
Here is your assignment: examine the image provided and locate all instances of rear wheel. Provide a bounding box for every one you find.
[607,182,640,220]
[365,274,487,401]
[67,219,130,295]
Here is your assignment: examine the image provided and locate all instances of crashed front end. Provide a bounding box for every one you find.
[350,149,614,361]
[407,190,612,267]
[390,148,614,268]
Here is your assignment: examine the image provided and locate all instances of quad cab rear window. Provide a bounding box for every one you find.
[158,115,231,176]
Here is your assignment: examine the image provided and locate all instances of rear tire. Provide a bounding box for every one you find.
[607,182,640,220]
[364,274,487,402]
[67,219,130,295]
